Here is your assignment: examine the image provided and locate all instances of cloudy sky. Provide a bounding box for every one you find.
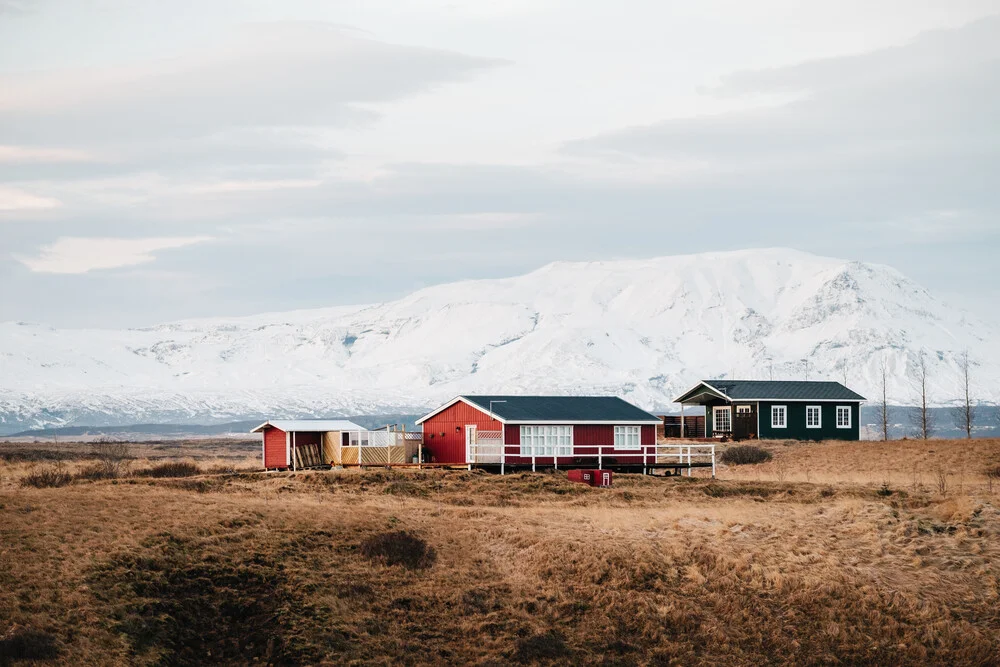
[1,0,998,327]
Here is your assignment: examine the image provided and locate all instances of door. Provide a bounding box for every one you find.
[733,404,756,440]
[465,425,477,463]
[713,406,732,438]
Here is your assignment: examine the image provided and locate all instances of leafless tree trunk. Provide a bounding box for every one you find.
[876,360,890,441]
[952,350,975,439]
[910,352,933,440]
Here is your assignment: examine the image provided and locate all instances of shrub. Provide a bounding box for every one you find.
[20,466,73,489]
[91,438,134,479]
[75,465,116,482]
[720,445,773,465]
[135,462,201,478]
[0,626,60,662]
[359,531,436,570]
[512,632,569,663]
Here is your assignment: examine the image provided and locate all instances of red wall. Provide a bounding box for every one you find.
[503,423,657,464]
[421,401,501,464]
[263,427,287,468]
[422,405,659,466]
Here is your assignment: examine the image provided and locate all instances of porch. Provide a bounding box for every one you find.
[285,429,423,470]
[467,431,716,477]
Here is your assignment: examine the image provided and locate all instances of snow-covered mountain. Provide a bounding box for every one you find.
[0,248,996,434]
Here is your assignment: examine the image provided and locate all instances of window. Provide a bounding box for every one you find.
[520,425,572,457]
[614,425,641,450]
[836,406,852,428]
[806,406,822,429]
[771,405,787,428]
[736,405,752,414]
[713,406,732,433]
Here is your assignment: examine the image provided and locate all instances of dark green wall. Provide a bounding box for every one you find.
[758,402,860,440]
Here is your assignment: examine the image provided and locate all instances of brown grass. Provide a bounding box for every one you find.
[0,438,998,665]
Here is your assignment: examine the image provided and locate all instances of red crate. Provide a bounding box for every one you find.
[567,469,612,487]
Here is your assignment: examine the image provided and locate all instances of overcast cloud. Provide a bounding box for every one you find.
[0,1,998,326]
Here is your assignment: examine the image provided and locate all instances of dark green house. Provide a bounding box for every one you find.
[673,380,866,441]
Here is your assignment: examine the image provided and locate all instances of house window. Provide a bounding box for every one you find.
[736,405,752,414]
[771,405,787,428]
[520,425,572,457]
[806,406,822,429]
[614,425,641,450]
[713,406,732,433]
[836,406,852,428]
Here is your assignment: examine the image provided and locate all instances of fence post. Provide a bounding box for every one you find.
[598,445,602,470]
[501,442,505,476]
[643,445,647,475]
[711,444,716,478]
[686,446,692,476]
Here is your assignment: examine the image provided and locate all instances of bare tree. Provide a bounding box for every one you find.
[909,352,934,440]
[875,359,890,441]
[91,438,134,478]
[952,350,976,439]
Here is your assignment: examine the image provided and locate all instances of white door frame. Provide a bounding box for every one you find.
[713,406,732,435]
[465,424,477,463]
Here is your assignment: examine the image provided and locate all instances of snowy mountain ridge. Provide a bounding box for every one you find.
[0,248,996,434]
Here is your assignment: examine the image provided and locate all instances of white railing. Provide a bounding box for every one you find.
[465,441,716,477]
[467,430,503,465]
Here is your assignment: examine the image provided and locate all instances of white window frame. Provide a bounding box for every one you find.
[771,405,787,429]
[713,406,732,434]
[614,425,641,450]
[806,405,822,429]
[520,425,572,457]
[836,405,852,429]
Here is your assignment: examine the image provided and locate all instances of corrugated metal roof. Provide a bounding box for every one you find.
[703,380,865,401]
[250,419,366,433]
[459,395,661,423]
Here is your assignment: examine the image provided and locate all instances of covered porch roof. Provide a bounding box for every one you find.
[673,381,733,405]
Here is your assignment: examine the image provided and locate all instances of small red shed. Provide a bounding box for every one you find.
[415,395,660,471]
[252,419,365,470]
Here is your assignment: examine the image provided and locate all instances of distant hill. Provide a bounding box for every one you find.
[4,414,421,440]
[1,248,997,434]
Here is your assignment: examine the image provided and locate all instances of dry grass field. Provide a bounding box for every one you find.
[1,438,999,665]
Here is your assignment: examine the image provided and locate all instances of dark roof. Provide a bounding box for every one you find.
[703,380,865,401]
[460,395,660,423]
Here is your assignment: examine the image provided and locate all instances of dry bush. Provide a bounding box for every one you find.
[19,465,73,489]
[935,467,949,496]
[721,445,773,465]
[91,439,134,479]
[512,631,569,663]
[359,531,436,570]
[986,465,1000,494]
[134,462,201,478]
[0,625,60,662]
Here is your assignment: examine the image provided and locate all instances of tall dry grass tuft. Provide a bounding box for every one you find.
[19,465,72,489]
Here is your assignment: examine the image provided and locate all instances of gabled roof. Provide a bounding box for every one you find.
[416,395,661,425]
[675,380,865,403]
[251,419,365,433]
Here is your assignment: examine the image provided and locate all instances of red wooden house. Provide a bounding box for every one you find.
[415,395,661,472]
